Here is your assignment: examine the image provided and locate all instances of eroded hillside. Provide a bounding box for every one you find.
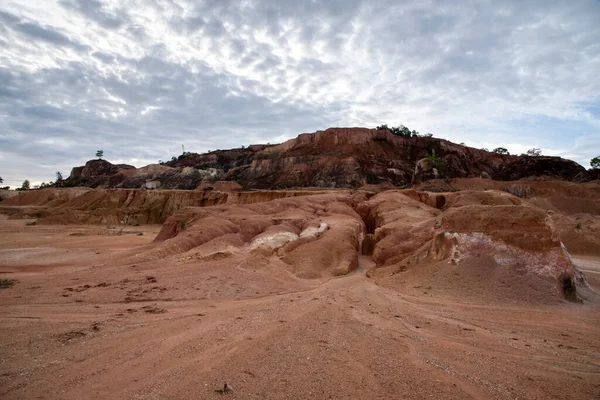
[62,128,592,190]
[1,179,599,399]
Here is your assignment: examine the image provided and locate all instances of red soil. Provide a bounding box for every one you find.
[1,180,599,399]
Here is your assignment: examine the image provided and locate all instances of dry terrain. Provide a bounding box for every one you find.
[1,183,600,399]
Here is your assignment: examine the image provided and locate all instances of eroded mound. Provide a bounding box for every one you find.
[150,193,367,279]
[2,179,598,303]
[369,194,593,303]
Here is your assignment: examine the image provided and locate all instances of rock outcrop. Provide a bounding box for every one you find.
[64,128,587,190]
[68,159,135,188]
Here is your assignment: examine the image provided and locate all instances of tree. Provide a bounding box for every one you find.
[16,180,30,191]
[0,176,3,184]
[492,147,509,155]
[525,148,542,157]
[56,171,63,181]
[591,156,600,169]
[96,150,104,159]
[389,125,411,137]
[377,124,423,137]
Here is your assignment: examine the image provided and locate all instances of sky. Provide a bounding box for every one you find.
[0,0,599,188]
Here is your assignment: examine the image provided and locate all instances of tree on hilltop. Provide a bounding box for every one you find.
[96,150,104,159]
[591,156,600,169]
[492,147,509,155]
[16,179,30,191]
[376,124,424,137]
[524,148,542,157]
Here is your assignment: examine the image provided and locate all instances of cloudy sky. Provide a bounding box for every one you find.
[1,0,599,187]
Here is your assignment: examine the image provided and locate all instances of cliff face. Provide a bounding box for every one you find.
[66,127,587,189]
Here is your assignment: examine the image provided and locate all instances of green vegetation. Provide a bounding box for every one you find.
[162,150,200,165]
[62,179,77,187]
[576,222,582,229]
[179,220,187,230]
[37,181,55,189]
[492,147,510,155]
[591,156,600,169]
[427,154,445,167]
[523,147,542,157]
[376,124,433,138]
[0,278,16,288]
[16,179,30,191]
[178,151,197,160]
[96,150,104,159]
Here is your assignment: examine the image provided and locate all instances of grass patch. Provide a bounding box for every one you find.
[0,278,16,288]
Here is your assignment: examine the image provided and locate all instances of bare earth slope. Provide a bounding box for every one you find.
[1,181,600,399]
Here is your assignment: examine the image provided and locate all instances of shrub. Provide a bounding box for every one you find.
[0,278,15,288]
[427,154,445,167]
[178,151,197,160]
[376,124,428,137]
[179,220,186,230]
[492,147,510,155]
[524,148,542,157]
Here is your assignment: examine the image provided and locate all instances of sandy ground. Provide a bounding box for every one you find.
[1,219,600,400]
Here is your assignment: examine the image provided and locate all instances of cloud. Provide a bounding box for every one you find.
[0,10,87,51]
[59,0,127,29]
[0,0,599,187]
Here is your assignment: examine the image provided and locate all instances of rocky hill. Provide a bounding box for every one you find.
[65,127,588,190]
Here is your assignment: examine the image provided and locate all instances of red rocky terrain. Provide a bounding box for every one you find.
[63,128,591,190]
[1,174,599,399]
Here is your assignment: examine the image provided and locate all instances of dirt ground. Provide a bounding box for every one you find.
[1,218,599,400]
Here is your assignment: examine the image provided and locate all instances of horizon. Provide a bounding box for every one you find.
[1,1,599,188]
